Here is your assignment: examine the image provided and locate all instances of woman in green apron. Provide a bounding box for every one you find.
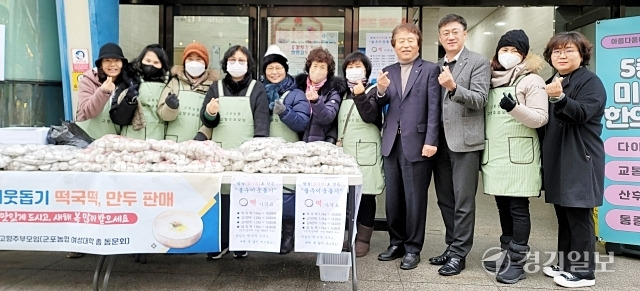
[480,30,548,284]
[157,42,220,142]
[338,52,384,257]
[201,45,269,260]
[261,45,310,254]
[110,44,170,140]
[76,43,129,140]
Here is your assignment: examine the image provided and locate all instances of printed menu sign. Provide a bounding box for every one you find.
[366,33,397,83]
[294,176,348,254]
[229,175,283,252]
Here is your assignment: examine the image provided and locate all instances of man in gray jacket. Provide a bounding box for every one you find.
[428,14,491,276]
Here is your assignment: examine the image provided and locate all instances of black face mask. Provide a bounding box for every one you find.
[142,64,162,79]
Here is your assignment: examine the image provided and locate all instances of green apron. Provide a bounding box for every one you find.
[211,80,256,150]
[76,97,119,139]
[120,81,166,140]
[164,80,206,142]
[481,76,541,197]
[337,86,384,195]
[269,91,300,142]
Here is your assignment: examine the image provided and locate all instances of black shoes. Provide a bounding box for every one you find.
[438,257,466,276]
[428,250,451,265]
[400,253,421,270]
[377,245,405,261]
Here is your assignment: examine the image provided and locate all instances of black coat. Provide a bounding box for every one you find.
[542,66,606,208]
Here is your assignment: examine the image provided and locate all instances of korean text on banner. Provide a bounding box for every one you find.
[294,176,348,254]
[0,171,222,255]
[596,16,640,246]
[229,175,283,253]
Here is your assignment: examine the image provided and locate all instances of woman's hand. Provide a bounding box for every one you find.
[306,86,319,102]
[100,77,115,94]
[206,98,219,115]
[545,77,564,98]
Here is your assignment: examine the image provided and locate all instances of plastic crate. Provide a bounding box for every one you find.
[316,252,352,282]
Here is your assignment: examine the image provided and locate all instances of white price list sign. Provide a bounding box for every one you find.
[294,176,348,254]
[366,32,398,83]
[229,175,283,253]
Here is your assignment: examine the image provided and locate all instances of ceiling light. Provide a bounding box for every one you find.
[495,22,506,26]
[484,32,493,35]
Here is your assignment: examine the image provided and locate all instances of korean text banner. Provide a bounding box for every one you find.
[596,16,640,245]
[0,171,222,255]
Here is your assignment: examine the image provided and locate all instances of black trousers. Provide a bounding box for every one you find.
[554,204,596,280]
[383,134,432,254]
[357,194,376,227]
[495,196,531,245]
[433,134,481,259]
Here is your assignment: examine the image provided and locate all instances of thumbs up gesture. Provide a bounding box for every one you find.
[545,77,564,98]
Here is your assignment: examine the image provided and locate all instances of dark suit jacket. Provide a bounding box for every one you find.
[376,58,442,162]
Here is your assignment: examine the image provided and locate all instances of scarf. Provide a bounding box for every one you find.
[347,78,368,89]
[224,73,253,95]
[491,62,526,88]
[306,76,327,93]
[264,75,296,110]
[185,70,209,87]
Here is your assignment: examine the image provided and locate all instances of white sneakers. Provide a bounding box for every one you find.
[553,272,596,288]
[543,265,596,288]
[542,265,564,277]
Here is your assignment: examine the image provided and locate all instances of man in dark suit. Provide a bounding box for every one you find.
[428,14,491,276]
[375,23,441,270]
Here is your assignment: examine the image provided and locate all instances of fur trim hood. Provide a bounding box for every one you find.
[522,53,545,75]
[294,73,348,97]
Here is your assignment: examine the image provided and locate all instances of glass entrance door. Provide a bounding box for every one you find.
[171,6,256,72]
[260,7,350,76]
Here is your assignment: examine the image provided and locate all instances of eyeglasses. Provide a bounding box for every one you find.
[228,59,247,65]
[439,29,463,38]
[551,48,578,57]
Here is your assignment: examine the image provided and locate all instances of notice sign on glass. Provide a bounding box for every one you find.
[229,175,283,253]
[294,176,348,254]
[366,32,397,83]
[275,31,339,76]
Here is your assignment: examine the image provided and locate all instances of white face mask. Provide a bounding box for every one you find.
[227,62,248,78]
[345,68,366,82]
[185,61,205,77]
[498,53,522,70]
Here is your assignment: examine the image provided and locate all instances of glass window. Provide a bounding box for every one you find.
[424,7,555,77]
[0,0,61,82]
[119,5,159,60]
[358,7,404,82]
[174,16,249,71]
[267,17,344,76]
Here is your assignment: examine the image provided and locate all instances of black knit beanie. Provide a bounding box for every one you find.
[496,29,529,56]
[262,45,289,74]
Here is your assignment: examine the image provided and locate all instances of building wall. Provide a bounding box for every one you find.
[465,7,555,78]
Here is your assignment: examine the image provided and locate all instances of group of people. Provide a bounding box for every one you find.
[74,12,606,289]
[372,14,605,289]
